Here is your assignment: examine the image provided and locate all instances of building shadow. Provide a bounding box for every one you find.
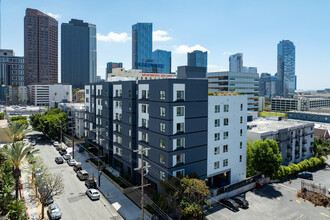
[253,184,283,199]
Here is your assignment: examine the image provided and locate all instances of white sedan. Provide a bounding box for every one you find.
[86,189,100,200]
[67,159,77,166]
[63,154,71,160]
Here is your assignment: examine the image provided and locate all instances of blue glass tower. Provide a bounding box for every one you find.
[277,40,296,97]
[152,49,171,73]
[61,19,96,88]
[132,23,153,72]
[187,50,207,71]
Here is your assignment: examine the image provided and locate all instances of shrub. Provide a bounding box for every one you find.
[0,112,5,120]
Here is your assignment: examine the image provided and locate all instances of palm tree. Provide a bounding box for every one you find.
[1,121,30,146]
[6,199,27,220]
[1,142,39,200]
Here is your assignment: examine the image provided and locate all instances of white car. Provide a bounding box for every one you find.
[22,139,29,144]
[86,189,100,200]
[31,140,36,146]
[53,141,59,146]
[67,159,77,166]
[63,154,71,160]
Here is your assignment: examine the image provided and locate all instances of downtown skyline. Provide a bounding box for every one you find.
[1,0,330,90]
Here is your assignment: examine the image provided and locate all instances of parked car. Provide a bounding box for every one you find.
[47,203,62,220]
[22,139,29,144]
[232,196,249,208]
[55,157,64,164]
[39,185,54,205]
[51,139,55,144]
[85,178,97,189]
[31,140,36,146]
[53,141,59,146]
[297,172,313,180]
[220,198,240,211]
[56,145,63,151]
[86,189,100,200]
[34,168,43,178]
[59,149,67,156]
[77,170,89,180]
[63,154,71,160]
[73,163,82,172]
[67,159,77,166]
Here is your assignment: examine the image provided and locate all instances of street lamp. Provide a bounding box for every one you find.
[91,128,105,187]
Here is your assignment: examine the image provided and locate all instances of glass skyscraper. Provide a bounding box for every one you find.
[132,23,153,73]
[152,49,171,73]
[61,19,96,88]
[277,40,296,97]
[187,50,208,71]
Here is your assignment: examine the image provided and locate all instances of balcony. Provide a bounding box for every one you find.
[302,139,307,145]
[295,146,300,151]
[295,141,300,146]
[302,147,307,152]
[286,156,292,162]
[287,144,292,150]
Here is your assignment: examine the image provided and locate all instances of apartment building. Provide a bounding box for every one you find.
[84,78,248,192]
[59,103,85,138]
[247,118,314,165]
[107,67,175,81]
[27,84,72,106]
[271,97,330,111]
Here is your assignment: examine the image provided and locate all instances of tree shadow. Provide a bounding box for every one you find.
[253,184,283,199]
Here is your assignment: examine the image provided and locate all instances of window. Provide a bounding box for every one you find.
[214,161,220,169]
[223,131,228,139]
[129,142,131,149]
[142,90,147,99]
[223,159,228,167]
[129,103,132,111]
[240,142,242,149]
[160,123,166,132]
[86,89,89,94]
[214,133,220,141]
[176,154,185,164]
[175,169,185,178]
[240,129,243,136]
[240,116,243,124]
[129,129,131,136]
[224,118,229,126]
[177,123,184,132]
[240,104,243,111]
[142,118,147,127]
[160,138,165,148]
[128,90,132,97]
[160,155,165,164]
[177,107,184,117]
[160,107,166,117]
[223,145,228,153]
[86,97,89,103]
[215,105,220,113]
[240,155,242,162]
[214,119,220,127]
[224,104,229,112]
[142,104,147,113]
[214,146,220,155]
[176,138,185,148]
[160,171,165,181]
[98,89,101,96]
[177,90,184,100]
[142,132,148,142]
[160,91,165,100]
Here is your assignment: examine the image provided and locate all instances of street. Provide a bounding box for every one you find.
[207,166,330,220]
[28,132,123,220]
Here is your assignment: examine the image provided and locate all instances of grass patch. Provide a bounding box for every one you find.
[259,111,286,117]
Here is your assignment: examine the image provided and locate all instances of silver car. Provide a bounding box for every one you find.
[86,189,100,200]
[47,203,61,219]
[63,154,71,160]
[67,159,77,166]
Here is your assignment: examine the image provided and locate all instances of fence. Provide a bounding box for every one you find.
[301,180,327,196]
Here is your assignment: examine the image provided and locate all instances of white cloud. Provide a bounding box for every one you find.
[173,44,209,54]
[153,30,172,42]
[208,64,228,72]
[223,51,233,56]
[96,32,131,43]
[46,12,61,19]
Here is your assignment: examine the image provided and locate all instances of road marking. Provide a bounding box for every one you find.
[320,212,330,218]
[276,183,297,192]
[276,197,280,200]
[296,200,301,204]
[295,214,303,220]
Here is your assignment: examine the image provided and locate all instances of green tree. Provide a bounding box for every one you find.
[6,199,27,220]
[246,139,255,177]
[1,142,39,200]
[250,139,282,177]
[313,137,330,158]
[0,161,15,213]
[1,121,30,145]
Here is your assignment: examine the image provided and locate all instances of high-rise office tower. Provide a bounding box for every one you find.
[152,49,171,73]
[0,49,24,86]
[0,0,2,48]
[24,8,58,85]
[277,40,296,97]
[132,23,153,72]
[106,62,123,80]
[187,50,207,71]
[229,53,243,72]
[61,19,96,88]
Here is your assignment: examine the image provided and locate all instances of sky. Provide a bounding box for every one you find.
[1,0,330,90]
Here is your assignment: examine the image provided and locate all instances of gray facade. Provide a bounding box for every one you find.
[61,19,96,88]
[0,49,24,86]
[187,50,207,71]
[288,110,330,123]
[177,66,206,79]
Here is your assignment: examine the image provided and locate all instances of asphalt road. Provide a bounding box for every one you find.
[28,132,123,220]
[207,165,330,220]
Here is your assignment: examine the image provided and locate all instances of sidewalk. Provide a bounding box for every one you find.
[21,171,39,220]
[66,145,151,220]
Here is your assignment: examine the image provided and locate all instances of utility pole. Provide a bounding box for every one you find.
[134,147,151,220]
[97,129,100,187]
[72,118,75,159]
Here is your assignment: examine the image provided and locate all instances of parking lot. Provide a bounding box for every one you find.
[27,132,123,220]
[207,166,330,220]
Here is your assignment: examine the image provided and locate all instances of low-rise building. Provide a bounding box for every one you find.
[247,118,314,165]
[28,84,72,107]
[59,103,85,138]
[75,89,85,103]
[272,97,330,111]
[107,67,175,81]
[288,109,330,123]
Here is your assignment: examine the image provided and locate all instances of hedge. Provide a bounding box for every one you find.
[0,112,5,120]
[272,157,325,179]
